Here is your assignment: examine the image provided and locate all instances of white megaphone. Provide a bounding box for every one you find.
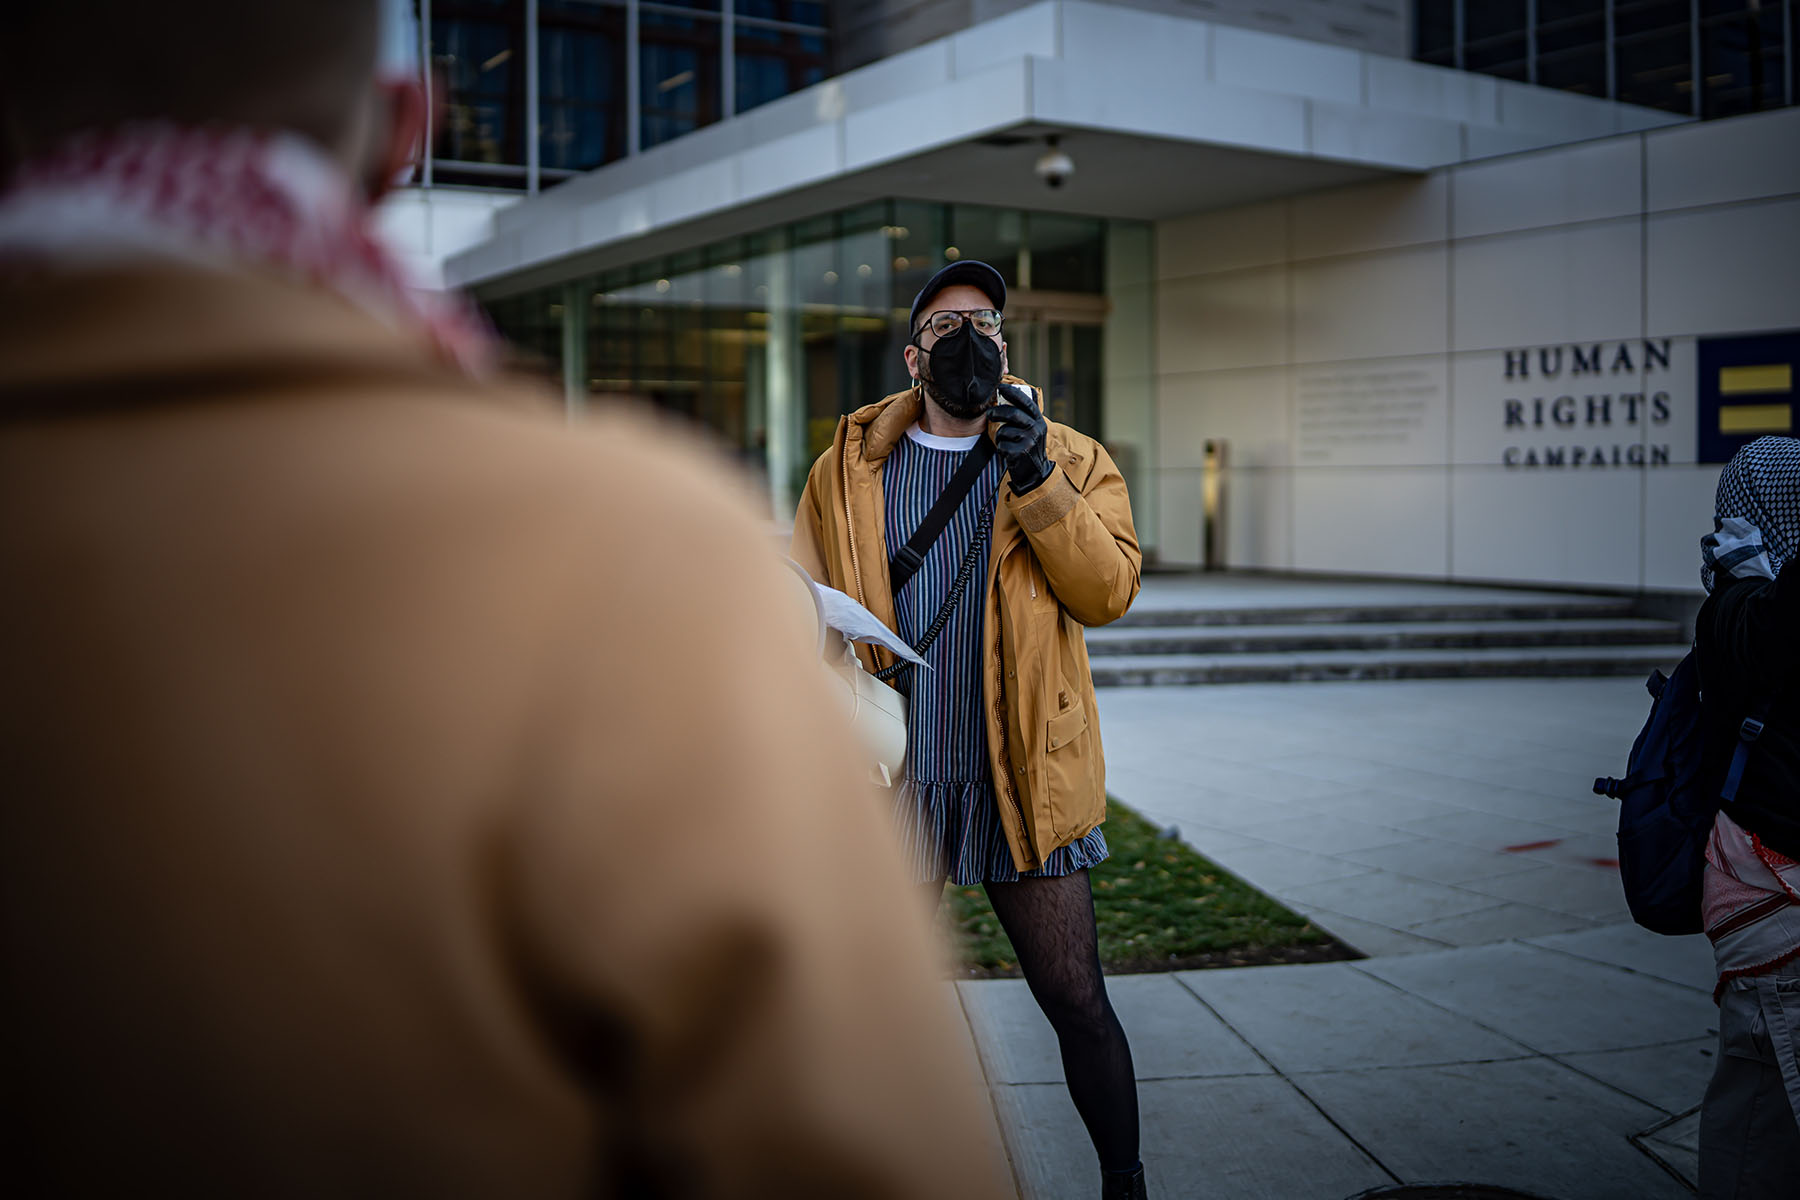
[777,558,910,788]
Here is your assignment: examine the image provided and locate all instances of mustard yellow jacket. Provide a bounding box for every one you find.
[791,383,1142,872]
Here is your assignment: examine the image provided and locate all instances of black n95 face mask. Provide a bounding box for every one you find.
[919,323,1003,419]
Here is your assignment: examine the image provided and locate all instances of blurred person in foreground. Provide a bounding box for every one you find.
[0,3,1011,1196]
[1695,436,1800,1197]
[791,261,1146,1199]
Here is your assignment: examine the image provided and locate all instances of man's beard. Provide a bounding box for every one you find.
[918,363,992,420]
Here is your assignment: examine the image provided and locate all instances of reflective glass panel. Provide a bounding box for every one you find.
[641,25,723,148]
[1616,23,1697,112]
[1700,4,1787,116]
[540,7,628,170]
[433,1,527,180]
[735,25,828,113]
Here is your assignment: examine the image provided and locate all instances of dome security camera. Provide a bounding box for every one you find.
[1034,136,1073,189]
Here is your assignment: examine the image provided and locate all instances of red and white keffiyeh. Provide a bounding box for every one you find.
[1705,812,1800,998]
[0,123,495,374]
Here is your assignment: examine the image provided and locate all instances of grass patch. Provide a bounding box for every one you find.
[941,798,1358,977]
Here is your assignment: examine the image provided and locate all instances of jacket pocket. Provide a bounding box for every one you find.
[1045,700,1096,837]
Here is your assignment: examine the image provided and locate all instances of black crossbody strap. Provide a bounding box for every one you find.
[876,500,994,682]
[889,436,995,597]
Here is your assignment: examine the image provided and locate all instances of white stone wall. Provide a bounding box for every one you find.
[1152,106,1800,593]
[374,187,520,289]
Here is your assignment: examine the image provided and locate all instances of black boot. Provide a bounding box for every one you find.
[1100,1163,1146,1200]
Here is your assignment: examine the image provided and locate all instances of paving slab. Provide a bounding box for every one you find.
[1154,790,1316,832]
[1170,760,1360,806]
[1635,1106,1702,1191]
[1354,944,1718,1054]
[1259,752,1401,786]
[1175,962,1532,1074]
[1281,871,1499,929]
[990,1076,1395,1200]
[1292,1057,1692,1200]
[1523,925,1716,994]
[1457,860,1631,922]
[1278,788,1470,826]
[1435,787,1615,831]
[1291,907,1456,957]
[1402,902,1595,946]
[1205,842,1380,891]
[958,975,1269,1086]
[1235,814,1418,855]
[1397,808,1580,853]
[942,983,1026,1197]
[1555,1038,1718,1115]
[1339,838,1554,886]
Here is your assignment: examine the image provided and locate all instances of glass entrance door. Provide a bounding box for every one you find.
[1005,290,1107,437]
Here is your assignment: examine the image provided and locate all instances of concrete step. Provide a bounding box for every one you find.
[1090,643,1688,686]
[1113,597,1638,628]
[1085,617,1685,657]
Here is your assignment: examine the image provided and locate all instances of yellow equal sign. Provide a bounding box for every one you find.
[1720,404,1794,434]
[1721,364,1793,395]
[1718,362,1793,434]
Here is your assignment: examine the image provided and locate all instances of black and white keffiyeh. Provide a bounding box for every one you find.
[1702,437,1800,593]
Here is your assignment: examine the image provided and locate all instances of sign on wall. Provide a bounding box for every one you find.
[1696,330,1800,464]
[1293,333,1799,471]
[1295,360,1446,467]
[1488,338,1687,469]
[1445,337,1697,467]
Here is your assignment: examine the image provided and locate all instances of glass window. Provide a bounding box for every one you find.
[736,0,828,23]
[1700,0,1787,117]
[1534,0,1609,94]
[945,205,1023,292]
[1613,0,1691,37]
[432,1,528,183]
[485,203,1145,516]
[482,290,563,379]
[1414,0,1456,64]
[1463,0,1530,78]
[1027,214,1105,294]
[1615,15,1697,112]
[641,18,723,149]
[540,7,628,171]
[735,25,828,113]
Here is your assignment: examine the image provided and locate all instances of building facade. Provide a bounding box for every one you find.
[393,0,1798,593]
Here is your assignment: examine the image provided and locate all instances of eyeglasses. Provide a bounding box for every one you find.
[918,308,1004,339]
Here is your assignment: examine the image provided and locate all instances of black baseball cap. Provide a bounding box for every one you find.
[908,260,1007,334]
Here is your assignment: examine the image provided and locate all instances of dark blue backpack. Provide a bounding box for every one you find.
[1594,650,1766,936]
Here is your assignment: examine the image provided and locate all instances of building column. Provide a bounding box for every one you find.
[627,0,642,156]
[561,279,589,419]
[764,230,802,522]
[525,0,540,193]
[1102,222,1158,561]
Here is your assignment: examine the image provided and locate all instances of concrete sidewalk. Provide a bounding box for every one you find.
[959,673,1719,1199]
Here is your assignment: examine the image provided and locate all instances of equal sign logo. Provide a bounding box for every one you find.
[1698,331,1800,464]
[1718,363,1795,434]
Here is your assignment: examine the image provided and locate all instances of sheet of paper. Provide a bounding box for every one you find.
[808,580,929,668]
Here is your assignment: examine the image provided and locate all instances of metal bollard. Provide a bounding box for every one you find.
[1202,438,1228,571]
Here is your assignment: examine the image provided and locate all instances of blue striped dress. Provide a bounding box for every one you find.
[883,425,1109,886]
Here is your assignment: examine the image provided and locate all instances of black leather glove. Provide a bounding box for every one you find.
[989,383,1053,495]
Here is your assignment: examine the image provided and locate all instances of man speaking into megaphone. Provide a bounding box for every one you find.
[790,260,1148,1200]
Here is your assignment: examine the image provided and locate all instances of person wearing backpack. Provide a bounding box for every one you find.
[789,260,1147,1199]
[1694,436,1800,1197]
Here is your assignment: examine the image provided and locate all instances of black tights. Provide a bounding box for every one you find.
[934,869,1140,1172]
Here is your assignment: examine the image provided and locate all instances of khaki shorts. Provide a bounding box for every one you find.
[1700,970,1800,1199]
